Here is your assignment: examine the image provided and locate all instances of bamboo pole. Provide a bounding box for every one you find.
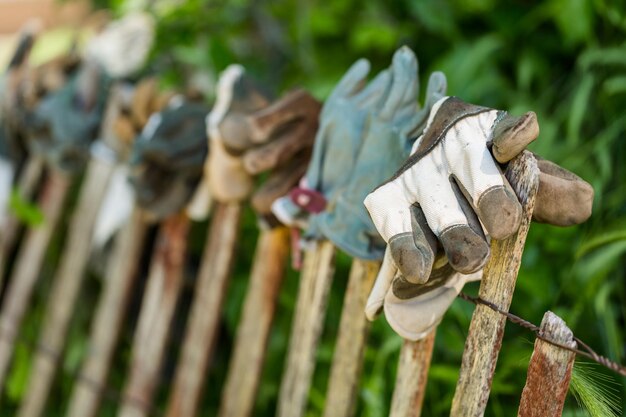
[16,157,117,417]
[164,202,242,417]
[0,156,44,284]
[66,206,149,417]
[117,213,190,417]
[323,258,380,417]
[217,226,290,417]
[389,332,437,417]
[450,151,539,417]
[277,240,335,417]
[517,311,576,417]
[0,170,70,389]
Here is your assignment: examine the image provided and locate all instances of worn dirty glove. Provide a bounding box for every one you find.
[26,62,111,172]
[272,47,445,260]
[206,64,320,222]
[271,56,392,229]
[364,96,594,340]
[128,99,209,220]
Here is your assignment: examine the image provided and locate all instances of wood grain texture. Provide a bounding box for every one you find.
[277,240,335,417]
[66,207,149,417]
[0,171,69,390]
[390,331,436,417]
[450,151,539,417]
[118,214,191,417]
[0,156,44,285]
[323,258,380,417]
[17,158,116,417]
[165,203,242,417]
[517,312,576,417]
[218,227,290,417]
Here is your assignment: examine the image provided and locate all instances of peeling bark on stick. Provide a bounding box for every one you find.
[165,203,241,417]
[323,258,380,417]
[277,240,335,417]
[66,207,149,417]
[218,226,289,417]
[450,151,539,417]
[118,214,190,417]
[0,171,69,390]
[517,312,576,417]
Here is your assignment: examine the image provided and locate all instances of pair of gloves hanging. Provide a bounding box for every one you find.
[269,46,593,341]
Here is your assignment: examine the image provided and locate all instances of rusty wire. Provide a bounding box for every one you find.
[458,292,626,377]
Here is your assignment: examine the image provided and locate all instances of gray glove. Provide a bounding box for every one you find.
[128,99,209,220]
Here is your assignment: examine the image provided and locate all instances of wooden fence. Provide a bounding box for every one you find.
[0,89,582,417]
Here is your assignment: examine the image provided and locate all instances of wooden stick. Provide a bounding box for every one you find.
[66,206,149,417]
[0,171,70,389]
[450,151,539,417]
[323,258,380,417]
[217,226,290,417]
[277,240,335,417]
[118,213,190,417]
[165,202,242,417]
[16,157,117,417]
[389,332,436,417]
[0,156,44,284]
[517,311,576,417]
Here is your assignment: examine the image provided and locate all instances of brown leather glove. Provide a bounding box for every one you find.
[207,65,320,220]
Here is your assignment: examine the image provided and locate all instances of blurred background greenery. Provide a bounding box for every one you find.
[2,0,625,416]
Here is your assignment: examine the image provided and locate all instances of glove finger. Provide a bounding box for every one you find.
[247,89,320,143]
[243,118,315,174]
[365,246,397,321]
[533,157,594,226]
[411,157,490,273]
[379,46,419,120]
[444,116,522,239]
[388,204,437,284]
[385,268,481,341]
[402,71,447,138]
[251,153,309,215]
[352,69,391,109]
[330,58,371,101]
[491,111,539,163]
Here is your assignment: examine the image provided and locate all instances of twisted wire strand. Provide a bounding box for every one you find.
[458,292,626,377]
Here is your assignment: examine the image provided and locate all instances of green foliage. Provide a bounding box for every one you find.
[570,362,622,417]
[9,188,44,226]
[3,0,623,416]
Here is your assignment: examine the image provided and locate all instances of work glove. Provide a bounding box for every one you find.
[273,47,444,260]
[127,99,209,220]
[364,95,594,340]
[26,62,111,172]
[206,64,320,223]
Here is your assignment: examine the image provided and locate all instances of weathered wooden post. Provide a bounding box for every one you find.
[165,202,242,417]
[0,157,45,283]
[277,240,335,417]
[217,226,290,417]
[390,331,437,417]
[66,206,149,417]
[323,259,380,417]
[117,213,190,417]
[517,311,577,417]
[0,170,69,389]
[450,151,539,417]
